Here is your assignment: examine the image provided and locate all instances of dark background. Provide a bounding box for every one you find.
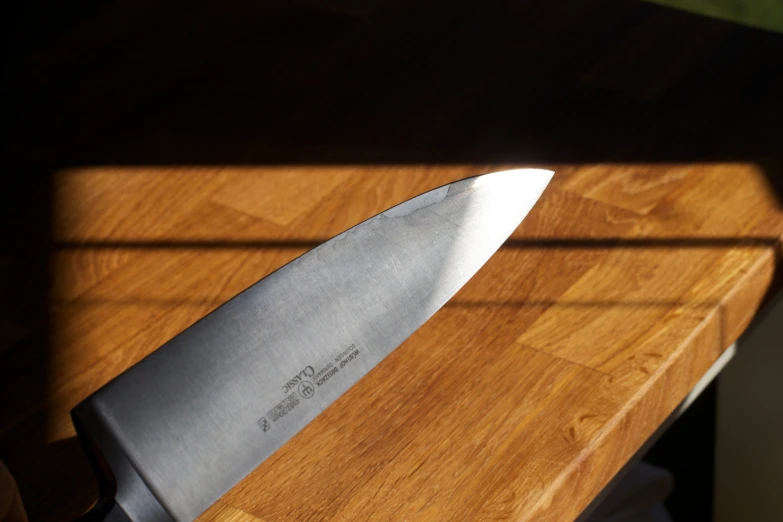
[2,1,782,520]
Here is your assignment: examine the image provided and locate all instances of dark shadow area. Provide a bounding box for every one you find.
[0,171,55,518]
[645,382,718,521]
[4,436,98,521]
[4,1,783,172]
[2,0,783,520]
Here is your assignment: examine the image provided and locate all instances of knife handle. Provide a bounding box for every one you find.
[76,499,132,522]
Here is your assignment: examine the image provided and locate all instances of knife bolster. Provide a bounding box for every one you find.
[72,400,175,522]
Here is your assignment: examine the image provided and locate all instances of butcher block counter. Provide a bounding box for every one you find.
[2,163,783,521]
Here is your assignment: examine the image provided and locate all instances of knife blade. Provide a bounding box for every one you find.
[72,168,553,522]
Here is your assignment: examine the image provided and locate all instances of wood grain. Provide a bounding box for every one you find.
[2,164,782,521]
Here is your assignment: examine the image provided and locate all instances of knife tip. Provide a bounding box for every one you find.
[476,168,554,192]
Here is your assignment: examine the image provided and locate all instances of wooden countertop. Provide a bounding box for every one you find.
[6,164,783,521]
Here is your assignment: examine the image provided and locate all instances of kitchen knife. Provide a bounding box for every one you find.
[72,168,553,522]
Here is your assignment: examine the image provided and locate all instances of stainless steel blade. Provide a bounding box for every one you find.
[72,168,553,522]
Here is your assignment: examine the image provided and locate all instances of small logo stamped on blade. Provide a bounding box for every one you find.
[282,366,315,394]
[257,417,271,433]
[298,380,315,399]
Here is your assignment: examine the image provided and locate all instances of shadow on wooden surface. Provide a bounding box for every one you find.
[51,237,782,250]
[2,0,783,520]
